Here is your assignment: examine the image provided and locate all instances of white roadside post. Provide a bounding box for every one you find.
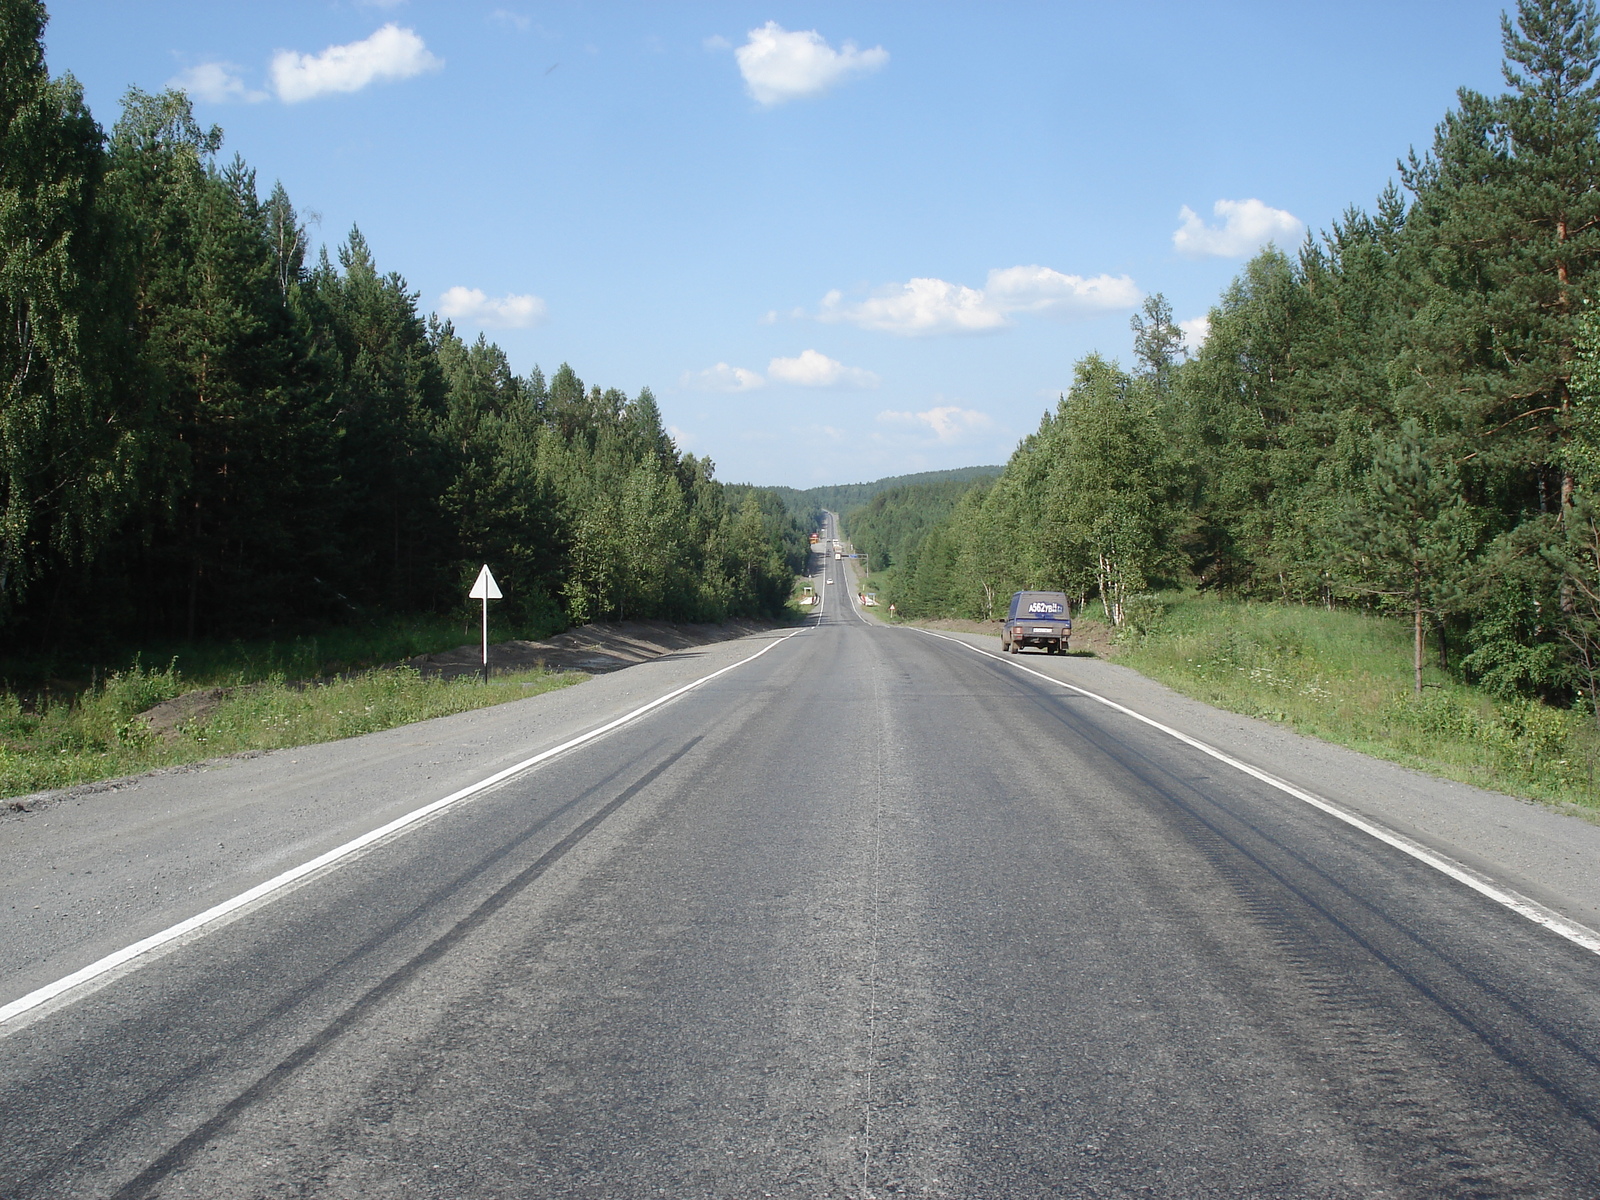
[469,564,502,683]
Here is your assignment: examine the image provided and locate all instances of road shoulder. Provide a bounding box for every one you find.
[0,629,801,1010]
[901,626,1600,936]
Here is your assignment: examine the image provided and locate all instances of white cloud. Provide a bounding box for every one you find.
[821,279,1003,336]
[984,265,1141,314]
[271,24,441,103]
[733,21,887,105]
[168,62,268,104]
[877,405,993,444]
[491,9,532,32]
[438,286,547,329]
[704,34,732,51]
[767,349,879,388]
[1180,315,1211,349]
[683,362,765,392]
[1173,198,1303,258]
[818,266,1140,337]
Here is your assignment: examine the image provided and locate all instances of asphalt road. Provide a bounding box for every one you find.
[4,530,1600,1196]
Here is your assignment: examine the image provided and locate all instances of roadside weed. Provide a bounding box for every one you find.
[0,666,579,801]
[1117,594,1600,812]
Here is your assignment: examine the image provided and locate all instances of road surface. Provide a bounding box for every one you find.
[3,517,1599,1197]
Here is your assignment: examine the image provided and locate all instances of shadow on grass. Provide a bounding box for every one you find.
[1,665,582,803]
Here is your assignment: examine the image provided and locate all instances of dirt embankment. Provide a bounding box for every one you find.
[403,618,789,680]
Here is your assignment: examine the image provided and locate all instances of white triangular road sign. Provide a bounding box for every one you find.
[469,564,502,600]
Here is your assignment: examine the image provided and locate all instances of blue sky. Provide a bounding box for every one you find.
[44,2,1510,487]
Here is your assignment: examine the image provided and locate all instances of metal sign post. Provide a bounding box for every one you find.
[468,564,502,682]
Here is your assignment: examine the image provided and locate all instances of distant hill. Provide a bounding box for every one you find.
[838,476,996,571]
[763,466,1004,524]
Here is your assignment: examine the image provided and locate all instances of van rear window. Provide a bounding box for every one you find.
[1011,593,1070,618]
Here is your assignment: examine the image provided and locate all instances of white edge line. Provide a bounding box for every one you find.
[0,629,805,1029]
[909,627,1600,957]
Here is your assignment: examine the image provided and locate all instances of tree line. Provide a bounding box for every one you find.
[840,478,989,577]
[769,465,1001,530]
[860,0,1600,707]
[1,0,804,660]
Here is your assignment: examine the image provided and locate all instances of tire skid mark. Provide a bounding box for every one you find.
[154,637,851,1200]
[933,635,1600,1195]
[6,747,653,1199]
[1188,833,1565,1199]
[975,643,1600,1088]
[107,738,703,1200]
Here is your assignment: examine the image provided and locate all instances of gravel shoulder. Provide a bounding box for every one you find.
[901,625,1600,937]
[403,617,785,679]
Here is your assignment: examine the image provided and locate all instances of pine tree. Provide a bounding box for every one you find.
[1171,248,1315,592]
[0,0,129,617]
[1129,292,1185,390]
[1334,421,1479,694]
[103,94,342,635]
[622,386,675,469]
[1398,0,1600,516]
[1539,493,1600,721]
[311,227,450,613]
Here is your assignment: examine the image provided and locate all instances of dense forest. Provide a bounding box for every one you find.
[771,466,1001,530]
[840,478,991,574]
[865,0,1600,705]
[0,1,805,663]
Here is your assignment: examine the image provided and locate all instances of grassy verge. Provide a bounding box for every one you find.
[790,575,821,616]
[861,571,895,615]
[3,611,567,698]
[0,663,580,802]
[1114,594,1600,813]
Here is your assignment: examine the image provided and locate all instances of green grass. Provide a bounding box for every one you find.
[1114,594,1600,813]
[860,571,898,616]
[790,575,821,617]
[2,610,567,698]
[0,661,581,802]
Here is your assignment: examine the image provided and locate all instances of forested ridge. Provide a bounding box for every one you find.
[771,466,1001,529]
[0,0,804,668]
[870,0,1600,712]
[840,478,990,575]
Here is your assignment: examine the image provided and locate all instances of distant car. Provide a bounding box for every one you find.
[1001,590,1072,655]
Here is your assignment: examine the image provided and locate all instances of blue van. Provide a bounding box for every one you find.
[1002,591,1072,654]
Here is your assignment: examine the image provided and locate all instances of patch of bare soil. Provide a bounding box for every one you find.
[138,687,236,741]
[1062,618,1118,658]
[892,615,1118,658]
[404,617,788,680]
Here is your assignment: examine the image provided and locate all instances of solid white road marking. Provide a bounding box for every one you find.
[910,627,1600,958]
[0,629,806,1031]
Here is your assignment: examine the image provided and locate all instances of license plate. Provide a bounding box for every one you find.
[1033,628,1053,634]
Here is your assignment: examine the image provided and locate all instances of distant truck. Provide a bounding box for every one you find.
[1002,591,1072,655]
